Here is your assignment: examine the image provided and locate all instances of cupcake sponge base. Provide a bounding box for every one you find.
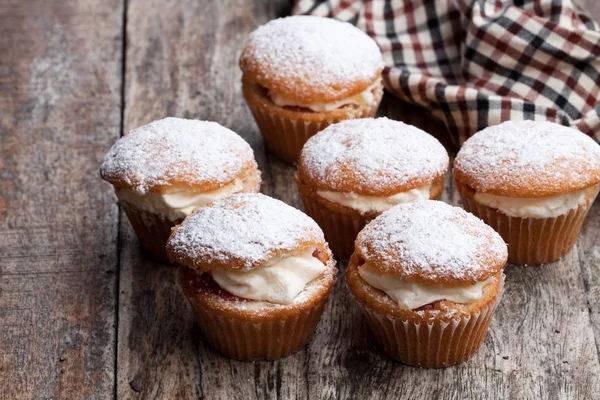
[456,182,595,265]
[191,300,327,361]
[243,82,382,164]
[122,201,181,262]
[358,296,500,367]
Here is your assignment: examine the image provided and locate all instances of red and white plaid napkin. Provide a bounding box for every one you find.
[293,0,600,145]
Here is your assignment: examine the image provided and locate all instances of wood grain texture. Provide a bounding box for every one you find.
[116,1,291,398]
[576,0,600,382]
[2,0,600,398]
[0,0,123,398]
[115,1,600,400]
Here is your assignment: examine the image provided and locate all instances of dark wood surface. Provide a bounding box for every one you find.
[0,0,122,398]
[1,0,599,399]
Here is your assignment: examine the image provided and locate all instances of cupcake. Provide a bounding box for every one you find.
[100,117,261,261]
[347,201,507,367]
[296,118,449,260]
[240,15,384,164]
[166,193,337,361]
[454,120,600,265]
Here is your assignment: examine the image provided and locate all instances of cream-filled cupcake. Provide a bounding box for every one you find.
[347,201,507,367]
[167,193,336,361]
[454,120,600,265]
[100,117,261,260]
[240,15,384,164]
[296,118,449,260]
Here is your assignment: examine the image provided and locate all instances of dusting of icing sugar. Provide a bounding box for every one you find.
[167,193,325,271]
[455,120,600,194]
[100,117,255,193]
[300,118,449,193]
[240,15,383,100]
[356,201,507,283]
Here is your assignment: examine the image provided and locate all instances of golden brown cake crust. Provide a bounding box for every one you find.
[239,16,383,104]
[346,255,502,322]
[456,180,598,265]
[297,118,448,196]
[454,120,600,197]
[108,162,261,195]
[166,193,331,272]
[354,201,507,286]
[120,202,182,261]
[100,117,260,193]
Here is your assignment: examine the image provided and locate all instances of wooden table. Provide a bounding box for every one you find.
[2,1,600,398]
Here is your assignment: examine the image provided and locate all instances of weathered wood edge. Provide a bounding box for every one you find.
[115,0,600,399]
[0,0,124,398]
[116,1,291,398]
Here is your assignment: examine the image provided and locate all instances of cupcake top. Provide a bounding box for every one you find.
[298,118,449,195]
[167,193,327,272]
[239,16,383,104]
[100,117,256,193]
[454,120,600,197]
[355,201,507,286]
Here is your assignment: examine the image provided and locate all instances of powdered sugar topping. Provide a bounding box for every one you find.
[300,118,449,192]
[100,118,255,193]
[357,201,507,284]
[240,16,383,100]
[455,120,600,195]
[167,193,326,270]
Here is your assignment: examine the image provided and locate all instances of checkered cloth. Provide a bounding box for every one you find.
[293,0,600,145]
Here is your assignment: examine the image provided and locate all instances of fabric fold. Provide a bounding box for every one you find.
[293,0,600,144]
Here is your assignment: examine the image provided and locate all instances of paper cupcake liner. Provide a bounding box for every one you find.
[246,97,380,164]
[121,202,181,262]
[356,276,504,368]
[189,298,328,361]
[457,184,593,265]
[300,195,369,261]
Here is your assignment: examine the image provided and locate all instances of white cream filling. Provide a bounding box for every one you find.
[358,265,493,310]
[317,183,431,214]
[117,178,245,221]
[210,248,327,304]
[473,187,592,218]
[269,80,380,112]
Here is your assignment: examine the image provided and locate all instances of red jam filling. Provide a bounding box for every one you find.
[282,105,317,113]
[280,104,354,112]
[312,248,328,265]
[180,267,245,302]
[413,301,442,312]
[258,84,354,113]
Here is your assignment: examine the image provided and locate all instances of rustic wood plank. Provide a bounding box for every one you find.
[576,0,600,372]
[117,1,600,399]
[578,189,600,356]
[0,0,597,398]
[0,0,123,398]
[116,1,291,398]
